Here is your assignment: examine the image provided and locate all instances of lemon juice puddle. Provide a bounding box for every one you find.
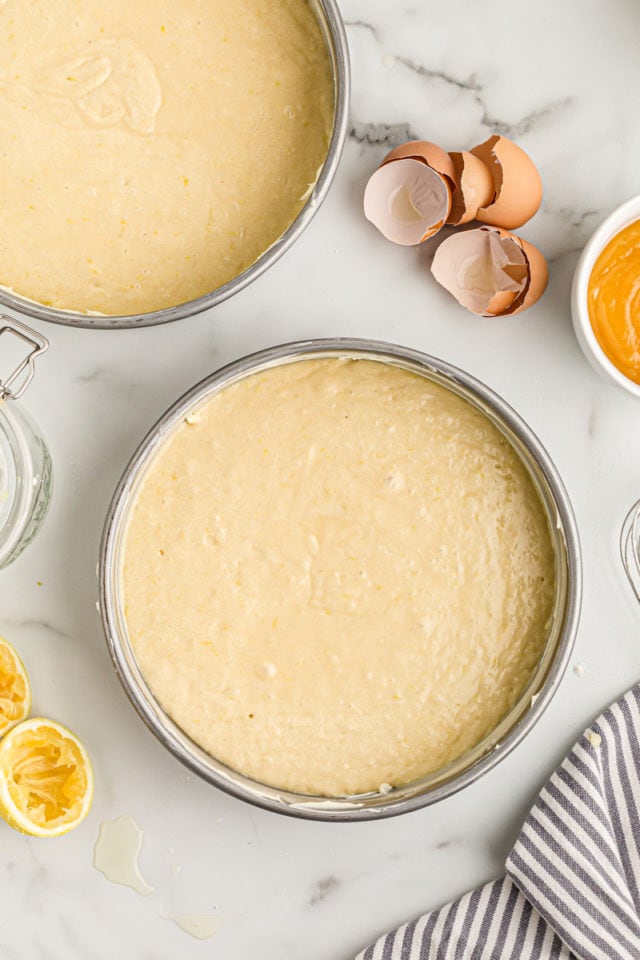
[93,814,154,896]
[163,913,223,940]
[93,815,222,939]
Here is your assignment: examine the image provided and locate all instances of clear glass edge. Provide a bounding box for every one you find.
[0,401,53,570]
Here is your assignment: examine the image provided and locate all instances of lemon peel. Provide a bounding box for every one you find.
[0,718,93,837]
[0,636,31,736]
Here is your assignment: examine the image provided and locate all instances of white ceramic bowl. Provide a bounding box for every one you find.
[571,195,640,398]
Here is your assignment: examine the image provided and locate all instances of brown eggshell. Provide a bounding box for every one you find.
[470,135,543,229]
[447,151,495,225]
[478,227,548,316]
[363,157,451,245]
[485,289,519,316]
[431,226,548,317]
[506,234,549,315]
[431,227,526,316]
[381,141,456,189]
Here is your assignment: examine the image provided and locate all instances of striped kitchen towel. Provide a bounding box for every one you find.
[356,684,640,960]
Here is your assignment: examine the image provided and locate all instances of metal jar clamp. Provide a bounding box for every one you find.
[0,316,49,402]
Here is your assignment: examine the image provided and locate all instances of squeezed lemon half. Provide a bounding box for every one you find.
[0,637,32,736]
[0,718,94,837]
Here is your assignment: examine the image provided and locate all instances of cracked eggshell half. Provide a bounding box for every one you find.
[381,141,456,185]
[431,226,548,317]
[364,141,455,245]
[470,136,543,229]
[447,151,495,225]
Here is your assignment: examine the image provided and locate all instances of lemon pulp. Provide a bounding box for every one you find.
[0,638,31,734]
[0,721,92,833]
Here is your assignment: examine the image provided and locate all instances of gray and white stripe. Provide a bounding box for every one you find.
[356,684,640,960]
[356,878,572,960]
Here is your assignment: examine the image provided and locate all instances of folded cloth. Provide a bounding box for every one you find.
[356,684,640,960]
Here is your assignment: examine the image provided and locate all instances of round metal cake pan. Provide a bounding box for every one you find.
[99,339,582,821]
[0,0,350,330]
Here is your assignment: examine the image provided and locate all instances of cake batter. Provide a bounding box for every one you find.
[0,0,333,314]
[122,359,556,796]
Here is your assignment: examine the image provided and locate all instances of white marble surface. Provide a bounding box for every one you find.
[3,1,640,957]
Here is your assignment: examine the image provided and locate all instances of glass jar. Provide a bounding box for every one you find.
[0,317,52,570]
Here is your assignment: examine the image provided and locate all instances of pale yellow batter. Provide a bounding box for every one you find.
[122,359,556,796]
[0,0,333,315]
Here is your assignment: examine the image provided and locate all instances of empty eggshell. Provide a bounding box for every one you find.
[364,141,456,245]
[431,226,548,317]
[447,151,495,225]
[470,135,543,229]
[381,141,456,187]
[364,157,451,245]
[431,228,525,315]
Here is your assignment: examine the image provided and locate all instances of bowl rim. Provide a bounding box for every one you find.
[99,338,582,822]
[571,194,640,398]
[0,0,351,330]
